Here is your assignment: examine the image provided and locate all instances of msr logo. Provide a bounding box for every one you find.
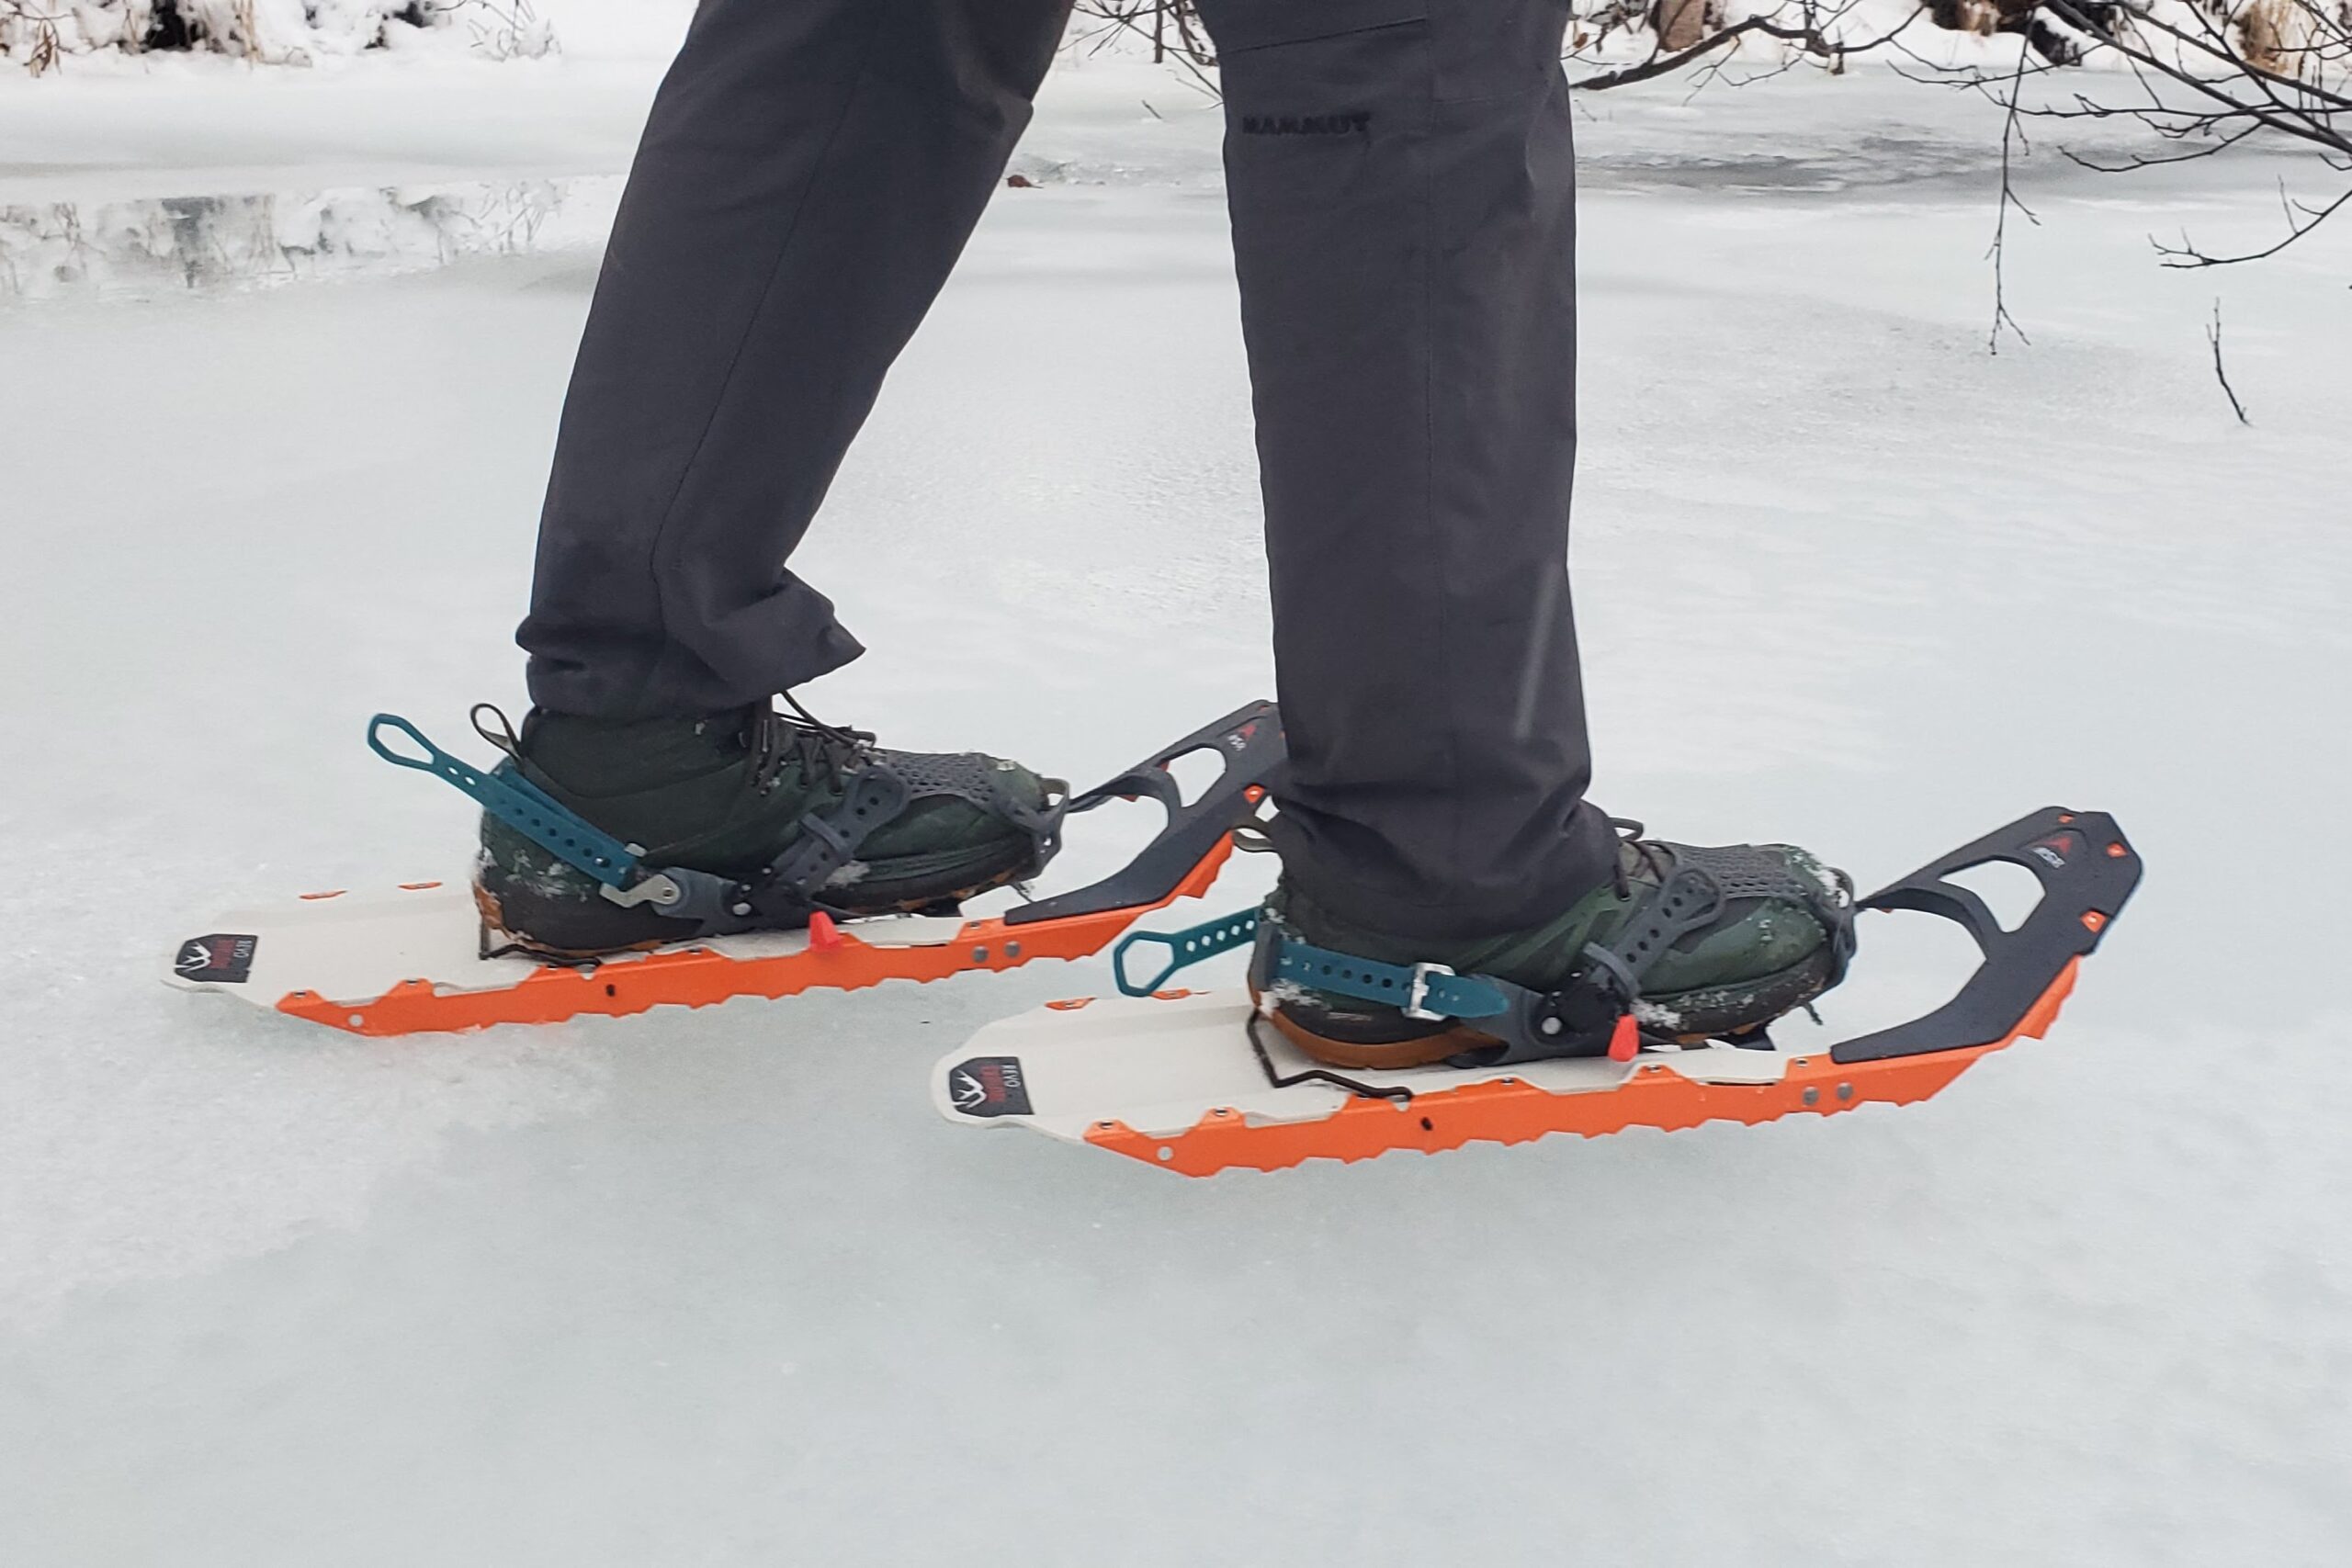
[2028,830,2081,871]
[1240,112,1372,137]
[948,1056,1033,1119]
[175,932,258,984]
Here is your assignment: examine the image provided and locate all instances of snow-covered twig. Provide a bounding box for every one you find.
[422,0,556,61]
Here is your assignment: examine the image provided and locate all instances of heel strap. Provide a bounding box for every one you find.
[1114,863,1734,1066]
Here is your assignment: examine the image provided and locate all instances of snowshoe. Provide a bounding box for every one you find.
[165,702,1284,1036]
[933,808,2141,1175]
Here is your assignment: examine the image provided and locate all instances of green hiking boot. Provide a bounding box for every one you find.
[1261,821,1856,1068]
[472,698,1063,956]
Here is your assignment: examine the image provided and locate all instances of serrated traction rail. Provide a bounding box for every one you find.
[274,839,1234,1036]
[1080,956,2076,1177]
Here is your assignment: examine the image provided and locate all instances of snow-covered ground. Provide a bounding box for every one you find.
[4,22,2349,1565]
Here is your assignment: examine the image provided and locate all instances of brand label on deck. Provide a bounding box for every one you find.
[948,1056,1032,1119]
[175,933,259,985]
[2028,829,2080,870]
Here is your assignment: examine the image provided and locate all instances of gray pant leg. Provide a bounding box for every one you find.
[1193,0,1616,942]
[521,0,1070,720]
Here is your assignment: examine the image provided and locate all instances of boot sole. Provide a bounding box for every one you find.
[476,845,1043,962]
[1247,979,1496,1070]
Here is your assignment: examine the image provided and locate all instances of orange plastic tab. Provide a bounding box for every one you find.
[1084,958,2085,1177]
[277,837,1236,1036]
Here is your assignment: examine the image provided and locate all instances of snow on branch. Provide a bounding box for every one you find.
[0,0,556,73]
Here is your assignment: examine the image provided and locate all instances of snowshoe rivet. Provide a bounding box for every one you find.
[1837,1082,1853,1100]
[1157,1146,1174,1161]
[1006,942,1022,958]
[1539,1016,1562,1036]
[731,903,752,917]
[1802,1087,1820,1106]
[972,945,989,963]
[347,1014,365,1029]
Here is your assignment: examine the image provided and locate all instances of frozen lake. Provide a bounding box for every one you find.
[4,37,2348,1565]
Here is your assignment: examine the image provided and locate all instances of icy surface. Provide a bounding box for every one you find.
[4,35,2350,1566]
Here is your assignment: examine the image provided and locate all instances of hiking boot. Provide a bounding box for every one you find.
[472,697,1063,956]
[1260,821,1856,1068]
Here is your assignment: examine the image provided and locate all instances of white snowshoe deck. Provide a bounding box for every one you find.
[930,970,2081,1177]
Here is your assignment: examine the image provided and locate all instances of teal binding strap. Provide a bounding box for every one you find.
[1124,906,1636,1064]
[1112,908,1515,1027]
[1257,926,1512,1023]
[1114,908,1262,996]
[367,714,645,893]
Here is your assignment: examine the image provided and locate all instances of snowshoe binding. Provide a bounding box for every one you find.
[469,697,1066,958]
[1255,822,1859,1070]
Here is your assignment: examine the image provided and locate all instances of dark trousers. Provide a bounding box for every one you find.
[519,0,1615,941]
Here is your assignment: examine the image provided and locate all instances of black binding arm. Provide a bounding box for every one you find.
[1005,701,1285,927]
[1831,807,2142,1064]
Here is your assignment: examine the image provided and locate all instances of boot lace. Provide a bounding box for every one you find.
[1606,817,1672,899]
[748,692,874,796]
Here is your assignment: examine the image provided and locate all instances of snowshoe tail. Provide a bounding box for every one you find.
[933,807,2142,1175]
[166,702,1283,1036]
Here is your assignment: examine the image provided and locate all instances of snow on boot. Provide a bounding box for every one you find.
[472,698,1064,957]
[1260,821,1857,1069]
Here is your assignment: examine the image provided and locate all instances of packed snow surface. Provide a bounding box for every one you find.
[4,22,2350,1565]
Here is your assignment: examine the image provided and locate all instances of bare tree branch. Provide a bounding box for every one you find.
[2206,298,2253,421]
[1988,39,2044,351]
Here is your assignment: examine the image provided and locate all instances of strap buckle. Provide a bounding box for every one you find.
[1404,961,1456,1022]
